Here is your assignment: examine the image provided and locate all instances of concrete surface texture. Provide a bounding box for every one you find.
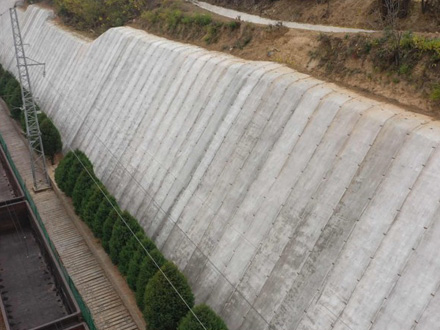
[0,4,440,330]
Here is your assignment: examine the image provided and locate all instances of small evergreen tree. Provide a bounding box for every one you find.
[135,249,166,310]
[108,211,141,265]
[143,261,195,330]
[127,250,143,290]
[92,195,117,238]
[4,78,19,104]
[81,184,106,228]
[39,116,63,164]
[55,151,76,193]
[126,236,158,290]
[0,71,13,96]
[64,150,93,197]
[102,207,120,253]
[118,231,144,276]
[178,304,228,330]
[72,170,95,214]
[8,85,23,120]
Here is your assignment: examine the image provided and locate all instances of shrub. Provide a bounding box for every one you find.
[0,71,14,96]
[39,115,63,164]
[118,231,145,275]
[178,304,228,330]
[165,9,183,30]
[226,20,240,31]
[8,85,23,120]
[135,249,166,310]
[64,150,93,197]
[143,261,194,330]
[102,208,120,253]
[194,14,212,26]
[55,151,76,193]
[127,250,143,290]
[204,23,222,45]
[92,195,117,238]
[81,184,106,228]
[72,170,95,214]
[127,236,158,290]
[430,83,440,101]
[109,210,142,264]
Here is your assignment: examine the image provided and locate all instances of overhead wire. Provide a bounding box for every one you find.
[40,73,272,325]
[1,11,275,325]
[68,148,208,330]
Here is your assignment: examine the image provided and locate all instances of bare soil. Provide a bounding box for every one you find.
[0,312,5,330]
[35,0,440,118]
[204,0,440,32]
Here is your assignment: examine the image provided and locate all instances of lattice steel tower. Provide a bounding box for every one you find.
[10,5,50,190]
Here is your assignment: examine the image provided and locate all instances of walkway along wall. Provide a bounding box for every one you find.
[1,4,440,329]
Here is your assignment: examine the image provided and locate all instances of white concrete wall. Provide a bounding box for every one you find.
[1,4,440,329]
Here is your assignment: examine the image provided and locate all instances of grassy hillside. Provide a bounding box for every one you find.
[204,0,440,32]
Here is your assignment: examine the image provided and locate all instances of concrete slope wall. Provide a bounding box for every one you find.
[1,4,440,330]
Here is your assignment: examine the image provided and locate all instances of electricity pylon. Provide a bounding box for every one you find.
[10,5,50,190]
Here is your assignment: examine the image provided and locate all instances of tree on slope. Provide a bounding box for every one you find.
[135,248,166,310]
[55,151,76,193]
[102,207,120,253]
[108,210,142,265]
[92,195,117,239]
[64,150,93,197]
[126,236,157,290]
[179,304,228,330]
[39,116,63,164]
[143,261,194,330]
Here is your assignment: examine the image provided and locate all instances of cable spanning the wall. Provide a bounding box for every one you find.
[3,10,284,325]
[40,70,273,326]
[68,147,208,330]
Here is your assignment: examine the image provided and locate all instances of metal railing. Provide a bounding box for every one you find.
[0,132,97,330]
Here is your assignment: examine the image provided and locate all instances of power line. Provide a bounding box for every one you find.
[68,148,208,330]
[14,28,288,326]
[40,73,282,327]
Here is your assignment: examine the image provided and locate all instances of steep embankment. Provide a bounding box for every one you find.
[1,4,440,330]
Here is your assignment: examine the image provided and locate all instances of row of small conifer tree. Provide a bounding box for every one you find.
[0,65,62,164]
[55,150,228,330]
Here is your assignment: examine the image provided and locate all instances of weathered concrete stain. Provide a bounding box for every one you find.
[1,4,440,329]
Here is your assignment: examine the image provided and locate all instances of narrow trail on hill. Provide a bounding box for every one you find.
[191,0,376,33]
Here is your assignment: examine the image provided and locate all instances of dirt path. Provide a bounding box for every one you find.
[191,0,375,33]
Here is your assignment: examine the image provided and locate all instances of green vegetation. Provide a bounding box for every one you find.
[430,84,440,101]
[52,0,253,49]
[138,5,253,47]
[102,208,119,253]
[109,210,142,264]
[92,195,117,238]
[118,231,149,275]
[53,0,149,32]
[144,261,194,330]
[55,151,76,191]
[127,250,143,290]
[72,170,95,213]
[82,184,106,227]
[55,153,227,328]
[179,304,228,330]
[0,65,62,160]
[39,114,63,164]
[136,248,166,310]
[64,150,93,196]
[314,31,440,107]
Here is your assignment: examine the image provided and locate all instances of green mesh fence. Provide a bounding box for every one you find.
[0,133,97,330]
